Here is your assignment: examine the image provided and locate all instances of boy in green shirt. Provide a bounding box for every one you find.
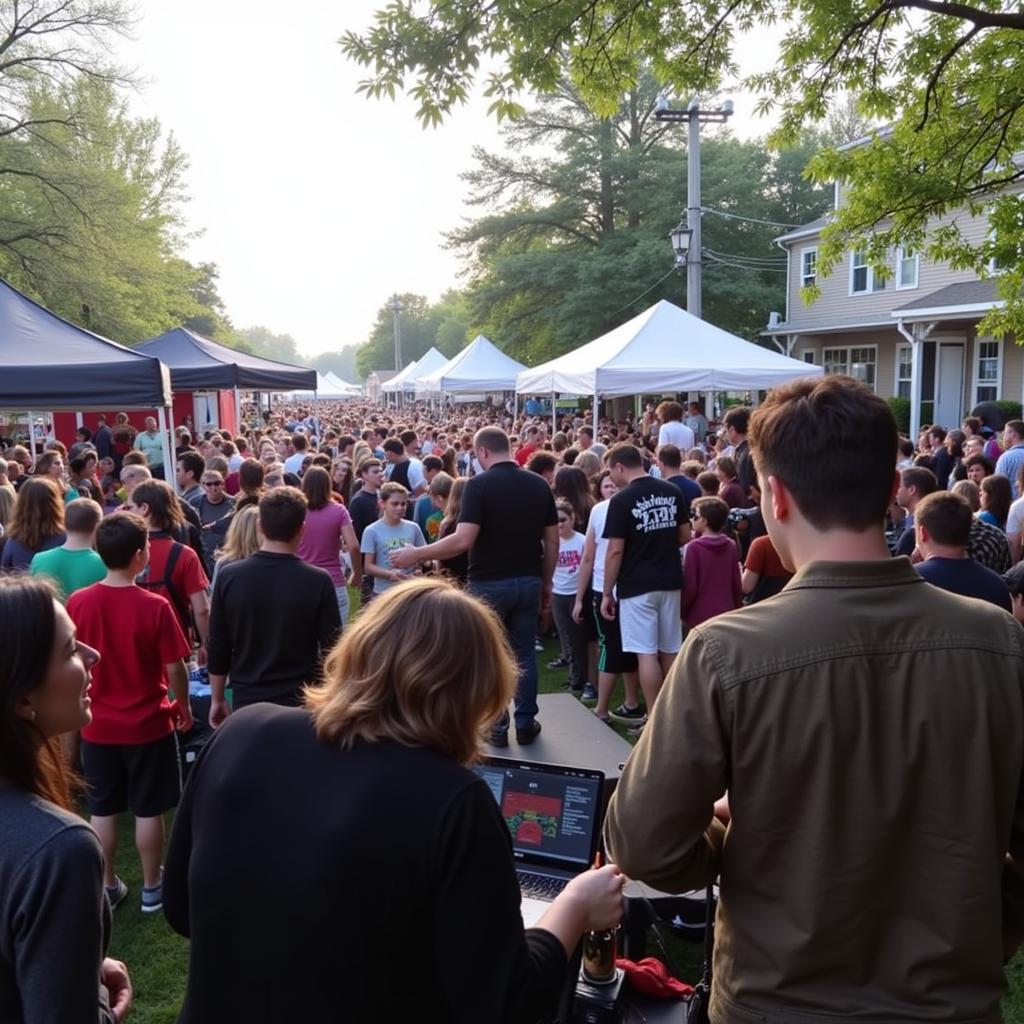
[30,497,106,600]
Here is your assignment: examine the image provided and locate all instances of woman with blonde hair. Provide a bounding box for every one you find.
[210,505,261,589]
[164,578,624,1022]
[438,475,469,583]
[1,477,66,571]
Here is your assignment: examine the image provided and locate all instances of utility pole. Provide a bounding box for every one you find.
[388,295,404,371]
[655,97,734,320]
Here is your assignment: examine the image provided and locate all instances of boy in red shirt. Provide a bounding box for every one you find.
[68,511,193,914]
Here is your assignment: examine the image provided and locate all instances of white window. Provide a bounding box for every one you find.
[801,349,817,364]
[850,251,871,293]
[896,343,913,399]
[974,337,1001,404]
[800,247,818,287]
[850,251,886,294]
[823,346,878,391]
[895,247,919,289]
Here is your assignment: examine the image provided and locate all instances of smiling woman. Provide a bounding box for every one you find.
[0,575,132,1023]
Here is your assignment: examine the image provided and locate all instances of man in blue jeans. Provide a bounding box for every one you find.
[391,427,558,745]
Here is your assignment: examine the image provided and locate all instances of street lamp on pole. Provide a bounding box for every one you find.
[655,96,734,320]
[388,295,404,372]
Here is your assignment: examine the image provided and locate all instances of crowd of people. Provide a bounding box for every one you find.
[1,382,1024,1022]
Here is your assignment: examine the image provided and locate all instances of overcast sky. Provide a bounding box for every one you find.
[118,1,778,357]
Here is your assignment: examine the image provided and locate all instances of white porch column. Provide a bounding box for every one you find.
[157,407,176,492]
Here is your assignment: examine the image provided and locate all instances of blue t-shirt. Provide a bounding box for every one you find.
[916,556,1012,612]
[667,474,702,521]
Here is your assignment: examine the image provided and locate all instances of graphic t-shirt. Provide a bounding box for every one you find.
[68,584,190,745]
[360,519,425,594]
[424,509,444,542]
[552,531,586,596]
[603,476,684,599]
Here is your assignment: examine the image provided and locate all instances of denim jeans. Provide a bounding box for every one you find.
[469,575,542,731]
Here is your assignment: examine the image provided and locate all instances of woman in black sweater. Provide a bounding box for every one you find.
[164,577,624,1023]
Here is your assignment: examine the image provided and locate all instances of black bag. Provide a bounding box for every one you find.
[178,693,213,779]
[684,884,715,1024]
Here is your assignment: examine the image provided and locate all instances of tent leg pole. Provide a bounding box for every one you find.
[28,411,38,463]
[593,391,599,431]
[75,412,84,430]
[705,390,715,422]
[234,387,241,433]
[158,407,176,493]
[552,393,556,437]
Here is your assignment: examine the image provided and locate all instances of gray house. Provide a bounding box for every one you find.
[767,176,1016,436]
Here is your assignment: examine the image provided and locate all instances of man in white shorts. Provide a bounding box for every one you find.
[601,442,689,711]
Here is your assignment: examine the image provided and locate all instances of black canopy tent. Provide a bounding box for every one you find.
[0,278,173,467]
[136,327,317,390]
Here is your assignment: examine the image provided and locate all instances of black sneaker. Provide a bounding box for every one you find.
[490,728,509,748]
[515,720,542,745]
[580,683,598,703]
[105,877,128,911]
[609,703,646,723]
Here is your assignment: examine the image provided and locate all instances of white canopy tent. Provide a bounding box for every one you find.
[381,347,449,396]
[289,371,359,400]
[324,371,362,396]
[516,300,823,421]
[415,334,526,396]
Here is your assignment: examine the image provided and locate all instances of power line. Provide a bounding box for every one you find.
[605,266,679,319]
[704,247,787,266]
[702,207,807,230]
[703,251,789,273]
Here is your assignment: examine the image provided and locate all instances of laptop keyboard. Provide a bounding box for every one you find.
[517,870,569,901]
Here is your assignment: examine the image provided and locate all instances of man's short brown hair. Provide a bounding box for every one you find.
[694,496,729,532]
[657,444,682,470]
[750,376,897,531]
[901,466,938,498]
[916,491,972,548]
[473,427,510,455]
[258,486,307,542]
[606,442,642,470]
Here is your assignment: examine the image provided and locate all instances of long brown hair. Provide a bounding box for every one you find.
[302,465,334,511]
[305,578,515,765]
[7,477,65,549]
[0,576,77,809]
[440,476,469,536]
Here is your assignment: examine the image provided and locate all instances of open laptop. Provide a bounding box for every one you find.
[475,757,605,928]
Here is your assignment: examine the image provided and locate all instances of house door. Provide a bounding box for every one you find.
[934,344,965,430]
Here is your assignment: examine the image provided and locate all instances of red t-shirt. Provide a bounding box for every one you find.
[224,470,240,496]
[68,583,191,745]
[744,535,791,579]
[144,535,209,637]
[514,443,537,467]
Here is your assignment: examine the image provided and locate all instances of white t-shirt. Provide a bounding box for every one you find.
[658,421,695,453]
[1007,496,1024,538]
[589,500,612,594]
[553,531,586,596]
[283,452,306,475]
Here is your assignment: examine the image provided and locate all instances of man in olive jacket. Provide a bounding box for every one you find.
[606,375,1024,1024]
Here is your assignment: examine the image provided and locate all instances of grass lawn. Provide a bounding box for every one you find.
[101,601,1024,1023]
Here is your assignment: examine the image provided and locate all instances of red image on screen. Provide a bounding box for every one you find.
[502,791,562,847]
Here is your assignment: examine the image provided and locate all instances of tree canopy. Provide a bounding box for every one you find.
[447,78,829,361]
[343,0,1024,336]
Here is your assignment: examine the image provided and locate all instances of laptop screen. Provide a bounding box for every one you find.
[475,759,604,872]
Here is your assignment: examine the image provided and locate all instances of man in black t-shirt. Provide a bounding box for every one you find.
[349,459,384,604]
[390,427,558,746]
[602,443,689,712]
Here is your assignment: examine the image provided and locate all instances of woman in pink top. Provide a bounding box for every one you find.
[298,467,362,625]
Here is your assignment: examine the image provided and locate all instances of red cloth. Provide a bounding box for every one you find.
[68,583,191,744]
[224,470,240,495]
[514,443,536,467]
[744,534,791,580]
[616,957,694,999]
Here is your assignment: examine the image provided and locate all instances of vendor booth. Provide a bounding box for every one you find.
[0,278,173,466]
[415,334,526,399]
[516,300,824,428]
[381,347,449,403]
[134,326,317,436]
